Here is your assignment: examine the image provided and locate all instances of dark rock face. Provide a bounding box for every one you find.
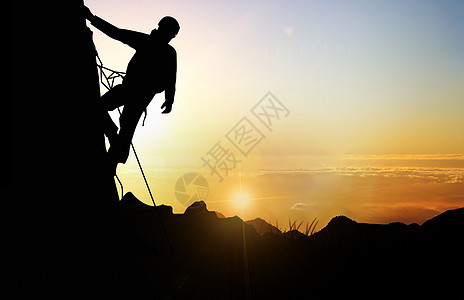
[12,2,129,253]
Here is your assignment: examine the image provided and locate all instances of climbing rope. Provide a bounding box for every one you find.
[95,54,126,199]
[95,51,174,256]
[96,55,148,126]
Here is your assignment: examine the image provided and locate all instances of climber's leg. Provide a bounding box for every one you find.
[101,84,127,110]
[108,102,145,166]
[100,84,128,145]
[101,110,118,144]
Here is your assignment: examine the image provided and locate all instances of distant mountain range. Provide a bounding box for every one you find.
[116,192,463,298]
[245,217,282,235]
[17,192,463,299]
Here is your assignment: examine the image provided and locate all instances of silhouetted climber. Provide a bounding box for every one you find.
[83,5,179,174]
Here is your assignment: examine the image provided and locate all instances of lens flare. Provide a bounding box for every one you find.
[234,191,250,209]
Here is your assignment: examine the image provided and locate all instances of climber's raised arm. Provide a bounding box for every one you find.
[83,5,148,50]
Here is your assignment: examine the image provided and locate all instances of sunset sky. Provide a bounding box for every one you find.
[86,0,463,228]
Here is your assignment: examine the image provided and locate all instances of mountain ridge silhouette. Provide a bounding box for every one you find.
[114,192,463,298]
[17,191,463,298]
[245,217,282,235]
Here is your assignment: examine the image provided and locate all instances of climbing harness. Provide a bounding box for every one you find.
[95,50,174,256]
[96,55,148,126]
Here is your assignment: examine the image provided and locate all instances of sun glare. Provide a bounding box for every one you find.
[234,191,251,209]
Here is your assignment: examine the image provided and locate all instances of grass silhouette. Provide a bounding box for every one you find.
[273,217,319,235]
